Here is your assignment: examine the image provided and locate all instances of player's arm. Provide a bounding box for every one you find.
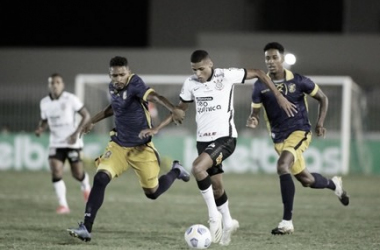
[146,91,185,125]
[80,104,114,136]
[35,119,48,137]
[139,101,189,139]
[310,88,328,137]
[246,105,261,129]
[246,69,297,117]
[68,107,91,143]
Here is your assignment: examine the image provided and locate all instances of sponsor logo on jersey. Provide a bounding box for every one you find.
[200,132,217,138]
[289,83,296,93]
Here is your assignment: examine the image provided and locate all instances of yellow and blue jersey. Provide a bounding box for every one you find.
[251,69,319,143]
[108,74,154,147]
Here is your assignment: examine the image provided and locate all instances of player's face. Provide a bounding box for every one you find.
[48,76,64,97]
[109,66,131,90]
[191,59,213,83]
[265,49,284,75]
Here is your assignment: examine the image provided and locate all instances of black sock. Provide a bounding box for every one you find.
[280,174,295,221]
[146,169,178,200]
[84,171,110,232]
[310,173,334,189]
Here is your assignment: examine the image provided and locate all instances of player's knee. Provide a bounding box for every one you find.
[276,161,290,175]
[93,171,111,187]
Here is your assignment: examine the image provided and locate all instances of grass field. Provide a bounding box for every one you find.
[0,169,379,250]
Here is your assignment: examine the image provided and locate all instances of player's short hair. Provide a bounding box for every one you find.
[110,56,128,67]
[264,42,285,54]
[190,50,210,63]
[50,73,62,79]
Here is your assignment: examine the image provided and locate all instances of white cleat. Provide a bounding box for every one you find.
[271,220,294,235]
[220,219,239,246]
[331,176,349,206]
[208,211,223,243]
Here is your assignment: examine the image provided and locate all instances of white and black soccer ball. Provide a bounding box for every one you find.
[184,224,212,249]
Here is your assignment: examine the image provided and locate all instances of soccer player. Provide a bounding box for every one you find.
[246,42,350,235]
[67,56,190,242]
[139,50,296,246]
[35,73,92,214]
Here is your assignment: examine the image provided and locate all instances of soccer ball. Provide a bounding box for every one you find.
[184,224,212,249]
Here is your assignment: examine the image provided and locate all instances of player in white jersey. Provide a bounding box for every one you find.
[139,50,296,245]
[35,73,92,214]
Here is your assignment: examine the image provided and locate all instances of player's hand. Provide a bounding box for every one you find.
[139,128,158,139]
[67,132,78,144]
[80,122,94,137]
[34,127,43,137]
[246,116,259,129]
[171,107,185,125]
[276,95,297,117]
[315,125,326,138]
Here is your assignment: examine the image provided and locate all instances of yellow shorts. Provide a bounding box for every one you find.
[95,141,160,188]
[274,131,311,175]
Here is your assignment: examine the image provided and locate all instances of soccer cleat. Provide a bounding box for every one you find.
[67,222,91,242]
[220,219,239,246]
[331,176,349,206]
[56,205,70,214]
[171,160,190,182]
[271,220,294,235]
[83,189,91,202]
[208,211,223,243]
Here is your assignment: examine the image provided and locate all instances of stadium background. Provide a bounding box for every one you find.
[0,0,380,175]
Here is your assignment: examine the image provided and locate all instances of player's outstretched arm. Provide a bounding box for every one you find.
[246,69,297,117]
[146,92,185,125]
[35,119,48,137]
[139,101,189,139]
[80,104,113,136]
[68,107,91,143]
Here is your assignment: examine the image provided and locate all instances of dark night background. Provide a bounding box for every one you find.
[0,0,343,47]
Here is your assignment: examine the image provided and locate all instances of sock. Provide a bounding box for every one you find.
[216,192,233,228]
[84,172,111,232]
[280,174,295,221]
[197,175,219,219]
[53,179,68,208]
[146,169,178,200]
[80,172,91,192]
[310,173,335,190]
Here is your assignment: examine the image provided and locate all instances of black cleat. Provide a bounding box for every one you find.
[67,222,91,242]
[171,161,190,182]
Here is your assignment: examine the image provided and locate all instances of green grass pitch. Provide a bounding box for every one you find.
[0,169,379,250]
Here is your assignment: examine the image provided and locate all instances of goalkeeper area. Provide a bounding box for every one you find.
[75,74,369,175]
[0,170,378,249]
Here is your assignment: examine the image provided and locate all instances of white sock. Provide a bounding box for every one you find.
[53,180,68,207]
[217,200,233,228]
[80,172,91,192]
[200,186,220,219]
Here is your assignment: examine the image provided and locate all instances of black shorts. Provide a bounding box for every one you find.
[48,148,82,164]
[196,137,237,176]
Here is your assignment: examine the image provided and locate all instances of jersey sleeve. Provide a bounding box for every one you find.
[300,75,319,96]
[130,76,153,101]
[179,78,194,102]
[70,94,85,112]
[223,68,246,85]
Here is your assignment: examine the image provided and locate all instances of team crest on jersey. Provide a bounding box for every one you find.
[288,83,296,93]
[104,151,112,159]
[123,91,127,100]
[214,78,224,90]
[215,152,223,165]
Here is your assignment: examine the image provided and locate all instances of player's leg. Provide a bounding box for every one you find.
[211,174,239,246]
[272,150,296,235]
[68,149,91,202]
[49,148,70,214]
[67,141,126,241]
[133,143,189,200]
